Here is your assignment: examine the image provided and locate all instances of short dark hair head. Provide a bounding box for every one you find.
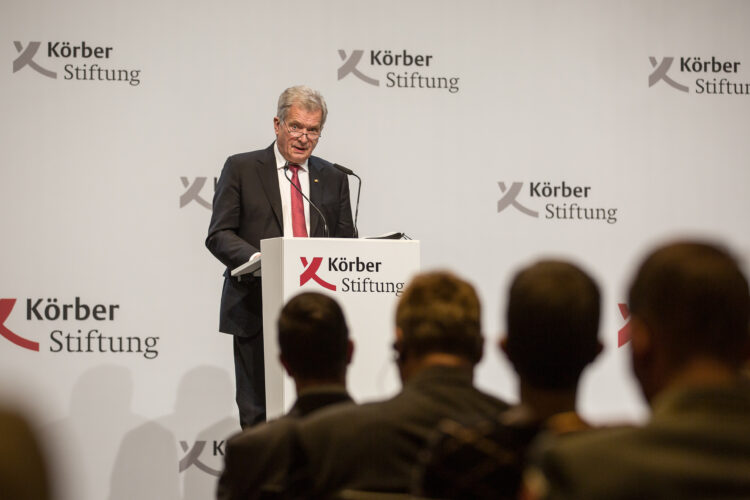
[395,271,483,364]
[506,260,601,390]
[277,292,349,380]
[628,241,750,368]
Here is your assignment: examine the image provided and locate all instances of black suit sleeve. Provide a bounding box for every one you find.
[206,156,260,270]
[334,171,355,238]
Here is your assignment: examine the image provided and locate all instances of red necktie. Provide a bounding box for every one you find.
[288,164,308,237]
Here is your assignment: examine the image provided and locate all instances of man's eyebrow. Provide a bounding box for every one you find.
[290,121,320,131]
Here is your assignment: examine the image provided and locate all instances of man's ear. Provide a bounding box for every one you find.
[393,327,406,365]
[629,314,660,404]
[499,336,508,354]
[346,339,354,365]
[474,335,484,364]
[499,335,513,364]
[592,340,604,362]
[279,354,293,378]
[630,315,651,358]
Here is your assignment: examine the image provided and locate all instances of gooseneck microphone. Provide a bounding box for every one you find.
[284,162,330,237]
[332,163,361,239]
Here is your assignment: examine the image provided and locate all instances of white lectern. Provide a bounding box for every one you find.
[260,237,420,419]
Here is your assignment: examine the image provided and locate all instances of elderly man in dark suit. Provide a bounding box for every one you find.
[289,271,510,497]
[206,86,354,428]
[217,292,354,500]
[530,241,750,499]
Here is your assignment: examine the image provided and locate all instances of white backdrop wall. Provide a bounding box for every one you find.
[2,1,749,498]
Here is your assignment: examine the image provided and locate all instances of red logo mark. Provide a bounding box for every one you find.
[0,299,39,351]
[300,257,337,291]
[617,303,631,347]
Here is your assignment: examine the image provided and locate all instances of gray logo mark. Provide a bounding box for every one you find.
[648,57,689,92]
[337,50,379,86]
[179,441,221,476]
[13,41,57,78]
[180,177,213,209]
[497,182,538,217]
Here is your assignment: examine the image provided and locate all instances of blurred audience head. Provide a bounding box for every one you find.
[277,292,352,384]
[0,407,51,500]
[503,260,601,392]
[628,240,750,401]
[394,271,484,378]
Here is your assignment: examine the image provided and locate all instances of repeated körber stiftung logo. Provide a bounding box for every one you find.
[648,55,749,96]
[299,256,404,295]
[179,440,223,476]
[12,40,142,86]
[0,296,159,359]
[497,180,619,224]
[338,49,460,93]
[179,176,216,210]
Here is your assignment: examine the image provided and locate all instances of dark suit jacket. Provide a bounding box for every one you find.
[292,366,510,496]
[206,143,354,337]
[217,387,353,500]
[535,380,750,500]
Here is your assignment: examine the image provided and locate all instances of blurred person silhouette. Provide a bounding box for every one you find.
[289,271,510,497]
[528,241,750,499]
[415,260,602,499]
[0,406,51,499]
[217,291,354,500]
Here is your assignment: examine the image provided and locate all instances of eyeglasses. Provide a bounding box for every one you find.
[282,120,321,140]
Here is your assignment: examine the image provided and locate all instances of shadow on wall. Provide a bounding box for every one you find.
[44,364,146,500]
[108,365,238,500]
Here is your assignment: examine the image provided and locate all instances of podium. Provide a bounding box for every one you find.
[260,237,420,419]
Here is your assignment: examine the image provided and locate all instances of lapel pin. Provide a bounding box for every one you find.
[314,179,319,183]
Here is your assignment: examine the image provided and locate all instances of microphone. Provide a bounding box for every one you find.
[284,162,329,237]
[331,163,353,175]
[332,163,361,239]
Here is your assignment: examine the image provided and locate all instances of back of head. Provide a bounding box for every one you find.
[506,260,601,391]
[628,241,750,369]
[278,292,349,380]
[395,271,483,365]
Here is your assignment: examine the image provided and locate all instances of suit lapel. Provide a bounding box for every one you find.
[308,159,324,237]
[258,144,283,232]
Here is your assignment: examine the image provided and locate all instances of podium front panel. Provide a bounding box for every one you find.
[261,237,420,419]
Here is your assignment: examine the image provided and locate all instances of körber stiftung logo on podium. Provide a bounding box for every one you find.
[299,256,405,295]
[337,49,460,93]
[496,181,619,224]
[648,56,750,96]
[12,40,142,86]
[0,296,160,358]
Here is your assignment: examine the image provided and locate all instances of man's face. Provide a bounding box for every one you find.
[274,104,323,164]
